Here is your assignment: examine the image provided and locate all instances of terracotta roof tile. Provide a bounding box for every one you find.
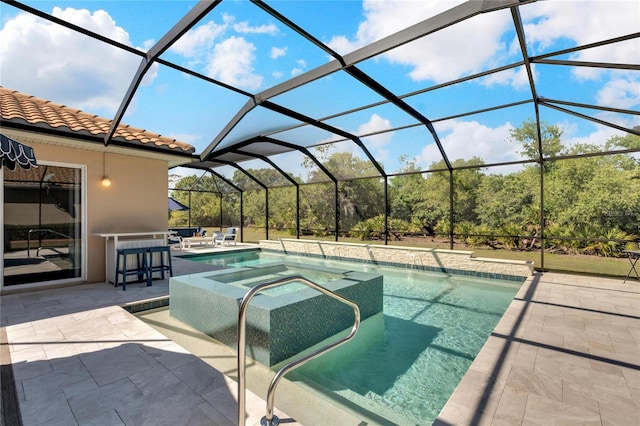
[0,87,195,154]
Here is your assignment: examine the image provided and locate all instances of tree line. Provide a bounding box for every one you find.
[170,121,640,257]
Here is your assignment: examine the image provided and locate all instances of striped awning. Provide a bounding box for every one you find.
[0,133,38,169]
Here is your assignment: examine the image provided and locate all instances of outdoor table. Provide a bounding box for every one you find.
[622,250,640,284]
[181,236,212,249]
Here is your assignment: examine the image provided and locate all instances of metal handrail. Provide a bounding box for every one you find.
[27,228,75,258]
[237,275,360,426]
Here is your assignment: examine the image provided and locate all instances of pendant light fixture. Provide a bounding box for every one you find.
[101,151,111,187]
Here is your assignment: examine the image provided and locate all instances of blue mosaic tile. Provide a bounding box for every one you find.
[170,263,383,367]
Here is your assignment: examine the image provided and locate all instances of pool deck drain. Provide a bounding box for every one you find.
[1,248,639,425]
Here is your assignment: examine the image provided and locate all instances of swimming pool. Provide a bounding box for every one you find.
[182,249,522,425]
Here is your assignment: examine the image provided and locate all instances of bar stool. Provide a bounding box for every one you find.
[115,247,149,291]
[147,245,173,282]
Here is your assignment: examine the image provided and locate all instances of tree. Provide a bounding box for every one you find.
[268,186,298,232]
[304,151,384,232]
[451,157,485,224]
[605,127,640,151]
[544,143,640,237]
[509,118,564,163]
[389,159,427,227]
[169,173,241,227]
[476,168,538,230]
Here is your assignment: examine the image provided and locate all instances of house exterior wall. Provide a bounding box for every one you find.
[2,131,171,286]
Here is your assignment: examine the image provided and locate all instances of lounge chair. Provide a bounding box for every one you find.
[168,232,181,247]
[214,227,238,246]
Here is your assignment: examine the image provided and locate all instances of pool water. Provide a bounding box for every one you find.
[219,264,344,296]
[186,249,522,425]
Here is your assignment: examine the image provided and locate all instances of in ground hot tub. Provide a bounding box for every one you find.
[170,261,383,366]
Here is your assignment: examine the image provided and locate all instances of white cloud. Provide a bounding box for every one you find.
[521,1,639,81]
[170,20,227,58]
[170,15,275,91]
[417,120,519,167]
[326,35,356,55]
[290,58,308,77]
[304,114,394,165]
[597,77,640,109]
[234,21,278,35]
[271,46,287,59]
[352,0,464,49]
[520,1,640,110]
[141,39,155,51]
[418,111,640,171]
[0,7,150,115]
[327,0,638,94]
[206,36,263,90]
[522,1,639,53]
[561,117,638,152]
[357,113,392,137]
[327,0,511,83]
[270,150,309,181]
[327,1,444,54]
[355,114,393,161]
[481,65,534,90]
[55,7,131,42]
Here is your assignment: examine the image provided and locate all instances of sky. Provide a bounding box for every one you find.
[1,0,638,181]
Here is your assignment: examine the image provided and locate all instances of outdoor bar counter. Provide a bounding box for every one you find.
[95,231,171,284]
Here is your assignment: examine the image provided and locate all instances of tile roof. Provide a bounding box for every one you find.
[4,162,79,185]
[0,87,195,154]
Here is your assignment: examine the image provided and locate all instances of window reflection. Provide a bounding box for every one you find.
[3,164,82,285]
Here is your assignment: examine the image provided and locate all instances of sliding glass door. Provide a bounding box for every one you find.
[3,163,83,286]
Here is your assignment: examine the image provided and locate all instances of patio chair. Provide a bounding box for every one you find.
[168,231,182,247]
[214,227,238,246]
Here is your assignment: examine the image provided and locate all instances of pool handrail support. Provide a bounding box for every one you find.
[237,275,361,426]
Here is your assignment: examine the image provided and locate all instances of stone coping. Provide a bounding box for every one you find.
[259,239,533,281]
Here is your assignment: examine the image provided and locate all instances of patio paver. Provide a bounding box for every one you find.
[1,248,306,426]
[2,248,639,425]
[435,272,640,425]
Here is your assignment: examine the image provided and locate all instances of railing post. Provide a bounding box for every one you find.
[237,292,249,426]
[237,276,360,426]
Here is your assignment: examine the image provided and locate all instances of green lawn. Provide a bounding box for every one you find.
[469,248,632,278]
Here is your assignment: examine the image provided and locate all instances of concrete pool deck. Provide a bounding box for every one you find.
[1,247,639,425]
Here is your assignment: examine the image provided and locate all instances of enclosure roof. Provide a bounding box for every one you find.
[0,0,638,187]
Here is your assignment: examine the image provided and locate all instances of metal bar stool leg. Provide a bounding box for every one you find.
[115,247,149,291]
[147,246,173,286]
[166,248,173,278]
[122,250,128,291]
[114,250,121,287]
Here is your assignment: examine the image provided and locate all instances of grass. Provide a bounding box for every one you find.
[469,248,632,278]
[227,227,635,280]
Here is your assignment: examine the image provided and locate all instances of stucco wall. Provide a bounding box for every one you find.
[89,153,168,284]
[3,133,171,285]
